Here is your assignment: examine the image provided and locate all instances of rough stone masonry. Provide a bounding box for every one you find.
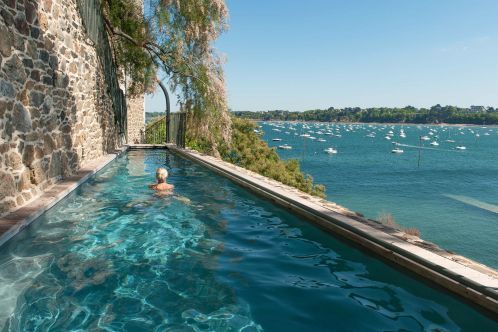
[0,0,143,215]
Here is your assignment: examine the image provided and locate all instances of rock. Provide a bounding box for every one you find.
[43,0,52,12]
[13,103,32,132]
[43,133,56,155]
[0,200,16,215]
[22,58,33,68]
[49,151,61,177]
[30,69,40,81]
[7,151,23,170]
[29,90,45,107]
[3,55,26,84]
[22,144,35,165]
[38,49,49,63]
[16,195,24,206]
[0,9,14,27]
[0,100,13,118]
[25,1,36,23]
[0,24,12,57]
[14,12,29,36]
[0,171,16,200]
[18,169,32,190]
[29,161,45,185]
[0,79,15,98]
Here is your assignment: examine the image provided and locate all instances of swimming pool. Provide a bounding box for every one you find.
[0,150,496,331]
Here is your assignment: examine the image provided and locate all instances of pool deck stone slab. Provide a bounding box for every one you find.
[0,148,127,248]
[163,144,498,316]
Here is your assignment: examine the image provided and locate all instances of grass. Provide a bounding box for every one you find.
[378,212,421,237]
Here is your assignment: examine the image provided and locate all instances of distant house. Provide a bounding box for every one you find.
[469,105,486,113]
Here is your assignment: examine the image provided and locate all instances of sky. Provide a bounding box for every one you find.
[145,0,498,113]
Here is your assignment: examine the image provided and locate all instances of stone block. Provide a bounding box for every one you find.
[0,171,16,200]
[18,169,32,190]
[14,12,29,36]
[29,90,45,107]
[29,161,45,185]
[43,133,56,155]
[0,24,12,57]
[0,80,15,99]
[22,144,35,165]
[3,55,27,84]
[7,151,23,170]
[49,151,61,177]
[13,103,32,132]
[0,200,16,215]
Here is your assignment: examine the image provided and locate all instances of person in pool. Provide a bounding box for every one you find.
[149,168,174,192]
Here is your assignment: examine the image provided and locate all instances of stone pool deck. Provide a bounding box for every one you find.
[0,144,497,317]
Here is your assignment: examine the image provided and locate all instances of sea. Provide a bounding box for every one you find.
[260,121,498,269]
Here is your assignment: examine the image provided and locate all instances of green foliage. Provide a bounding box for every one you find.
[103,0,232,151]
[188,118,326,198]
[144,117,166,144]
[233,105,498,125]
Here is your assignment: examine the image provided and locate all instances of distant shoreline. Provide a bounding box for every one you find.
[241,119,497,127]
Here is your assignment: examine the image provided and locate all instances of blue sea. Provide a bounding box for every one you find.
[261,121,498,269]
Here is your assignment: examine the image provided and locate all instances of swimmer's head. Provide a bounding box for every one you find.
[156,168,168,183]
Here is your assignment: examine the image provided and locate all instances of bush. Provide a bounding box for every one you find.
[188,118,326,198]
[378,212,421,237]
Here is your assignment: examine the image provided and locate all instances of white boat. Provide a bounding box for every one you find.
[272,138,282,141]
[324,147,338,154]
[420,136,430,141]
[300,134,310,137]
[385,136,391,140]
[317,138,326,142]
[430,141,439,146]
[400,133,406,138]
[445,139,455,143]
[456,146,466,150]
[391,148,404,154]
[278,144,292,150]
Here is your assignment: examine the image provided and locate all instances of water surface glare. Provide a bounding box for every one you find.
[0,150,496,331]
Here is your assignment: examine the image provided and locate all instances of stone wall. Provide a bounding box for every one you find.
[127,94,144,144]
[0,0,121,215]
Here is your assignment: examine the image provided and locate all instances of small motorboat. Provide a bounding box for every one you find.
[456,146,466,150]
[278,144,292,150]
[430,141,439,146]
[420,136,430,141]
[391,148,404,154]
[324,147,338,154]
[272,138,282,141]
[317,138,326,142]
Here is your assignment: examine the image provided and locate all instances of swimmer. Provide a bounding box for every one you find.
[149,168,174,192]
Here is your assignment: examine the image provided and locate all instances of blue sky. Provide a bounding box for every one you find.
[145,0,498,112]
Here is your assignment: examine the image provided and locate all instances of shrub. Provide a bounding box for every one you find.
[378,212,421,237]
[187,118,326,198]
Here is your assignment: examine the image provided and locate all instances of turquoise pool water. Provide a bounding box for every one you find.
[0,150,496,331]
[261,122,498,269]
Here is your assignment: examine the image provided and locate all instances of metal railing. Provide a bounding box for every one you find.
[144,113,186,147]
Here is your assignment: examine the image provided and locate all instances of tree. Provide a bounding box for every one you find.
[101,0,231,153]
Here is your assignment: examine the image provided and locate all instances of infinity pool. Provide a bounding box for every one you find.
[0,150,496,331]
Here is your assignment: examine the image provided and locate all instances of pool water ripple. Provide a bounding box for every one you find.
[0,150,496,331]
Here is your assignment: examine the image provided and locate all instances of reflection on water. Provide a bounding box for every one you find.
[0,150,495,331]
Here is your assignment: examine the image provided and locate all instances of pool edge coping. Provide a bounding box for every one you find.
[163,144,498,316]
[0,147,128,248]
